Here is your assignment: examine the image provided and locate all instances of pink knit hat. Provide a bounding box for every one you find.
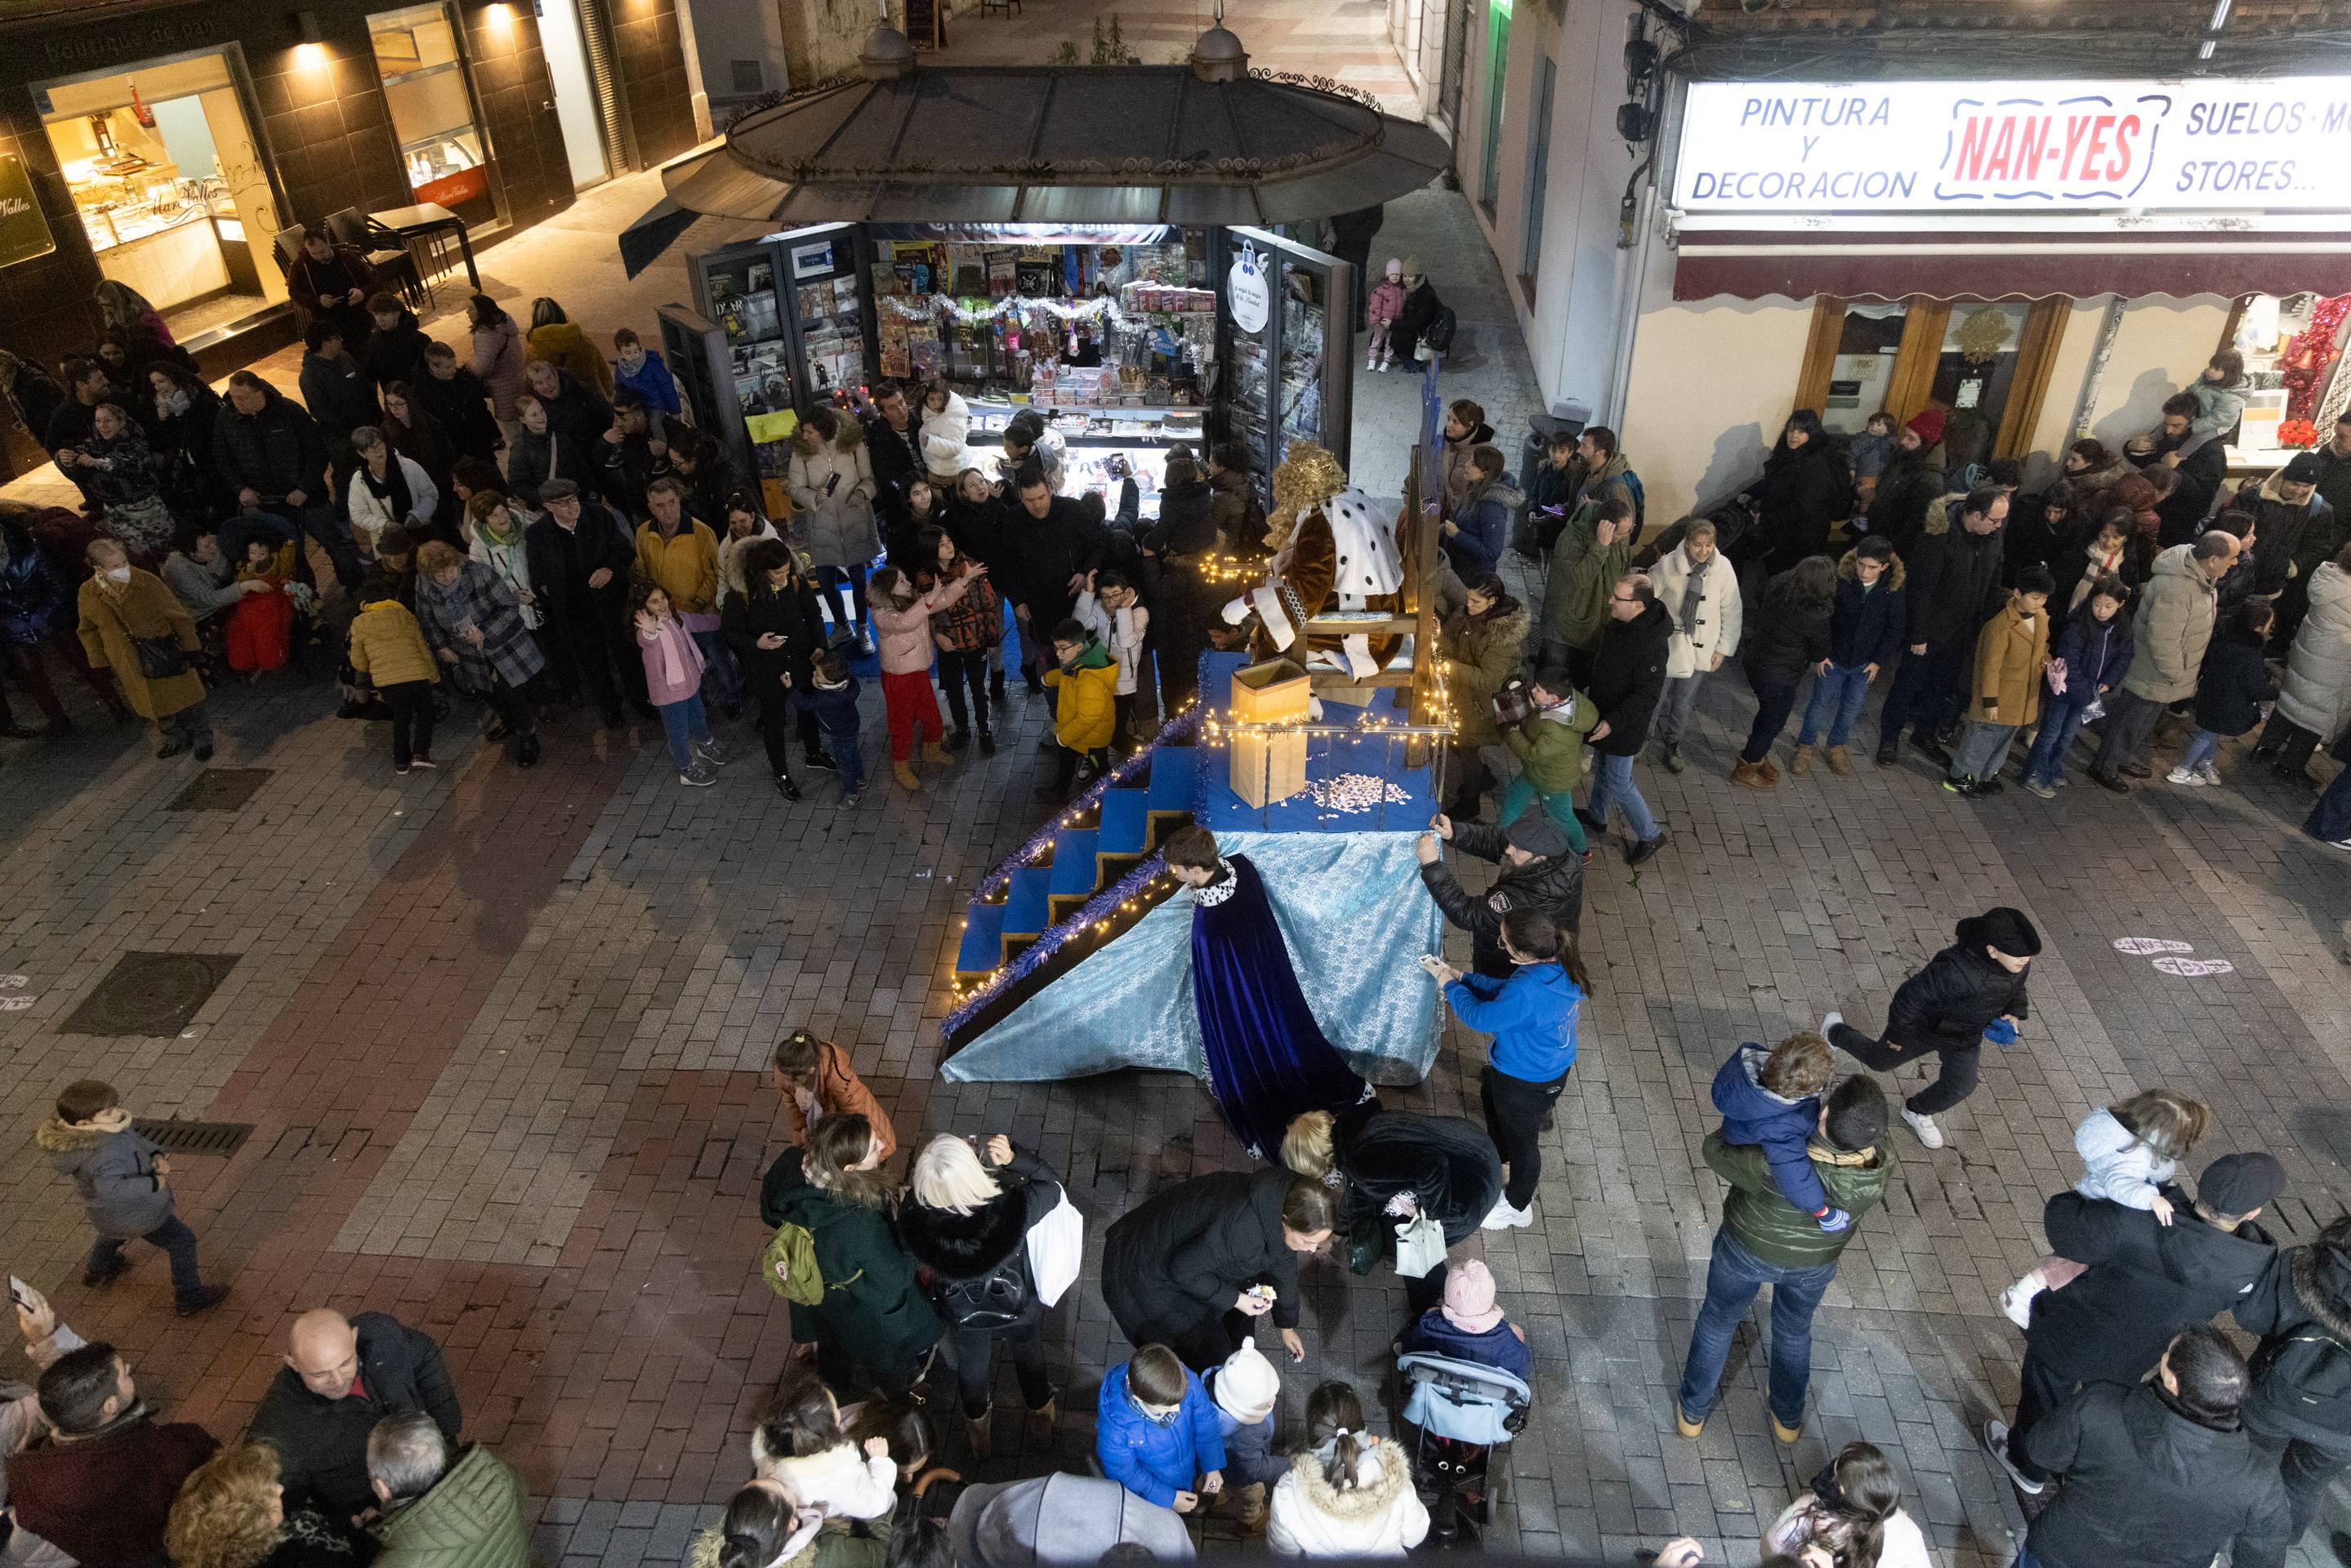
[1441,1259,1505,1334]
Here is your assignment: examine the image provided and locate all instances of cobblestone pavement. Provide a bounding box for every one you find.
[3,185,2349,1568]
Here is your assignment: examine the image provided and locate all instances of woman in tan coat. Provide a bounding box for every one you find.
[1943,567,2054,796]
[77,537,210,758]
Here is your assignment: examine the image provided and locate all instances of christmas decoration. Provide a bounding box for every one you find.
[2275,417,2318,449]
[1955,307,2014,366]
[2280,293,2351,424]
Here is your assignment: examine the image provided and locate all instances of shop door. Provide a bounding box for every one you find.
[538,0,610,189]
[1218,226,1355,489]
[1476,0,1509,215]
[1796,296,2068,466]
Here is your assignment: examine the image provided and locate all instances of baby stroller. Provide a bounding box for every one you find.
[1397,1350,1531,1544]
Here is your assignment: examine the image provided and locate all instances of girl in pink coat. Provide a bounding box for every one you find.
[868,563,987,790]
[634,579,731,787]
[1366,260,1407,372]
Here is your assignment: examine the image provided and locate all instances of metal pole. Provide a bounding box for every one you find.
[2070,296,2127,443]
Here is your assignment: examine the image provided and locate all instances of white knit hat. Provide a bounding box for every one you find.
[1212,1341,1281,1422]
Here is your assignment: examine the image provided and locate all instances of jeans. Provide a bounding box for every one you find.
[1879,640,1965,746]
[1739,678,1800,764]
[1481,1065,1566,1209]
[1948,720,2019,782]
[1495,774,1588,853]
[948,1319,1054,1419]
[2013,1548,2045,1568]
[1675,1228,1836,1426]
[2092,688,2166,777]
[755,686,803,786]
[90,1214,205,1303]
[1586,751,1659,842]
[939,648,992,733]
[690,627,742,708]
[382,679,436,767]
[1828,1019,1980,1116]
[282,500,363,589]
[658,691,712,772]
[2022,697,2096,786]
[1797,662,1874,747]
[2177,728,2222,772]
[2246,1423,2351,1548]
[1654,671,1706,750]
[819,719,866,794]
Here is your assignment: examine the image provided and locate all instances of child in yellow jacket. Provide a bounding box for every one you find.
[1040,617,1118,801]
[348,579,442,774]
[1943,567,2054,798]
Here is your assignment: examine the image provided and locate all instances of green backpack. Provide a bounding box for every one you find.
[761,1223,825,1306]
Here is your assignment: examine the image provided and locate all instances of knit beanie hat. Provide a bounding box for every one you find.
[1441,1258,1505,1334]
[1212,1341,1280,1423]
[1906,408,1947,448]
[1384,258,1403,278]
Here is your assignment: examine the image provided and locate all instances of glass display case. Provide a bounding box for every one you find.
[368,4,493,223]
[1216,226,1354,500]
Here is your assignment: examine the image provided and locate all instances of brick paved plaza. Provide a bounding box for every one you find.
[3,186,2349,1568]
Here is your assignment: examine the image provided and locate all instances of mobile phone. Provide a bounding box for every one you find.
[1415,953,1448,977]
[8,1275,29,1309]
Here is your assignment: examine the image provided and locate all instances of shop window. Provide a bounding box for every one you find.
[1927,304,2032,472]
[1519,53,1554,300]
[35,51,286,341]
[2226,292,2351,461]
[368,4,492,221]
[1819,302,1908,435]
[1478,0,1509,216]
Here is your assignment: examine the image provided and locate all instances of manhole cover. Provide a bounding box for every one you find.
[132,1119,254,1157]
[59,952,239,1037]
[167,769,274,811]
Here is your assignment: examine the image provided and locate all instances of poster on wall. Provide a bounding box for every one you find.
[1674,77,2351,213]
[0,156,57,270]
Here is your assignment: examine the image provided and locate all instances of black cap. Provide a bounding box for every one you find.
[1956,906,2041,958]
[1503,810,1572,859]
[537,478,582,502]
[2197,1152,2285,1217]
[2284,451,2324,484]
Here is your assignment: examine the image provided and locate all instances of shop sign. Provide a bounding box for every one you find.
[1674,77,2351,214]
[1228,240,1270,334]
[0,158,58,272]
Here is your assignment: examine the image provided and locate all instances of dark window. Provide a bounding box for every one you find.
[730,59,763,93]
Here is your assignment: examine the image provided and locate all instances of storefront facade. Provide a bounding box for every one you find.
[0,0,699,474]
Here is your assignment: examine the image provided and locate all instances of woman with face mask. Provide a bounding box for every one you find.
[75,537,211,759]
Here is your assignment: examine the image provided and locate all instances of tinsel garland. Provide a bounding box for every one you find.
[941,852,1176,1040]
[879,293,1137,331]
[972,703,1202,902]
[2281,293,2351,423]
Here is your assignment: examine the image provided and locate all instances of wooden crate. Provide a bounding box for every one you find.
[1229,657,1309,808]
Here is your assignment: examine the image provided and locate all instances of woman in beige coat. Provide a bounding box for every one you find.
[77,537,210,758]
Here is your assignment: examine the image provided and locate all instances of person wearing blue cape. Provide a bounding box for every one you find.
[1163,824,1370,1159]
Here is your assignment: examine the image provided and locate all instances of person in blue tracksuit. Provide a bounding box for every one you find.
[1433,907,1584,1232]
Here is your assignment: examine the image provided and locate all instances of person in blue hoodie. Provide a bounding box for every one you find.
[1434,907,1583,1232]
[2023,575,2135,798]
[1710,1033,1846,1234]
[1096,1343,1226,1514]
[1793,536,1906,775]
[611,327,683,417]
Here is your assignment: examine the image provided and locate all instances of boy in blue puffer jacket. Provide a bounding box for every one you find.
[1096,1343,1225,1514]
[1710,1033,1845,1233]
[1437,907,1584,1232]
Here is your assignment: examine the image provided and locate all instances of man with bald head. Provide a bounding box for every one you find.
[248,1307,461,1520]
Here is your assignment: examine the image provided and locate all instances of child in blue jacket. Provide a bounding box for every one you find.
[1710,1033,1845,1232]
[1096,1343,1225,1513]
[612,327,684,416]
[1207,1341,1286,1526]
[1436,907,1583,1231]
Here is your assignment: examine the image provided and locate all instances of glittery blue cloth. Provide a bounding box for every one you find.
[939,831,1442,1088]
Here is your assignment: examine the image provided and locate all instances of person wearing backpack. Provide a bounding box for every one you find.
[895,1133,1069,1461]
[760,1114,944,1399]
[2236,1214,2351,1557]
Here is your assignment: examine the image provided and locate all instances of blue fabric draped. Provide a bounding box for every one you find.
[1192,855,1372,1158]
[940,832,1443,1089]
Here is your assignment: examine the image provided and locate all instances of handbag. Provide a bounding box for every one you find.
[1492,675,1532,730]
[1023,1185,1084,1307]
[1345,1211,1384,1276]
[134,634,188,680]
[1393,1212,1448,1279]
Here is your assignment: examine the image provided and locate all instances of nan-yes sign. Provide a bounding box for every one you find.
[1672,78,2351,213]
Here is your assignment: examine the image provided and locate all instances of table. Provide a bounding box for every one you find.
[366,202,480,294]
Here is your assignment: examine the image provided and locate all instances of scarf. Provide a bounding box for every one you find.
[359,455,415,523]
[1675,553,1705,638]
[652,617,689,688]
[158,387,192,419]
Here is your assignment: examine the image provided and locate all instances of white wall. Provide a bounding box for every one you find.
[1526,0,1642,424]
[684,0,792,109]
[1618,296,1818,524]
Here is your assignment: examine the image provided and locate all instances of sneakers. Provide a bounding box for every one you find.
[1660,744,1687,774]
[409,756,436,771]
[806,750,838,773]
[1983,1419,2045,1495]
[680,764,718,788]
[1999,1274,2041,1330]
[2197,760,2221,786]
[838,790,863,810]
[2023,777,2057,799]
[1900,1107,1947,1149]
[1823,744,1854,776]
[979,729,997,756]
[1479,1196,1534,1230]
[2167,765,2207,786]
[395,760,413,776]
[1626,831,1668,866]
[1820,1010,1844,1042]
[175,1283,231,1317]
[693,737,731,768]
[948,728,972,752]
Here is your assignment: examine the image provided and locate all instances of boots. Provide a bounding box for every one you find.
[893,760,921,791]
[1658,742,1687,774]
[1026,1393,1058,1446]
[1790,743,1813,777]
[966,1407,994,1462]
[1824,744,1854,776]
[1231,1481,1268,1533]
[1758,757,1780,786]
[979,726,997,756]
[923,739,952,765]
[1730,759,1775,791]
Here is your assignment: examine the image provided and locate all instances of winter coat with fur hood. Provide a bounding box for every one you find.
[1827,548,1907,671]
[894,1144,1064,1334]
[2239,1241,2351,1450]
[787,423,880,570]
[1266,1442,1430,1557]
[38,1112,172,1237]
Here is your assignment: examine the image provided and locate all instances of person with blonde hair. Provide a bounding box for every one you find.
[1279,1105,1500,1317]
[894,1133,1068,1457]
[167,1444,364,1568]
[2001,1088,2215,1326]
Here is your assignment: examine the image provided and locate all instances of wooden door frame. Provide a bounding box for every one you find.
[1993,297,2070,459]
[1798,293,2069,457]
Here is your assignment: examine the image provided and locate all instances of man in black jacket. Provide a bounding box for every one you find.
[413,343,502,466]
[1874,486,2007,767]
[2012,1324,2292,1568]
[1139,451,1223,717]
[215,371,361,589]
[863,381,926,534]
[596,390,680,519]
[1010,466,1106,693]
[359,293,432,394]
[1416,809,1581,973]
[1582,572,1671,866]
[43,359,114,513]
[1822,905,2035,1151]
[2237,1214,2351,1554]
[2228,449,2340,648]
[1987,1151,2284,1496]
[2148,392,2231,547]
[524,478,645,723]
[522,359,613,466]
[249,1307,462,1520]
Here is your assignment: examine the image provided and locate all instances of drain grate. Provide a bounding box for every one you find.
[59,952,239,1037]
[167,768,274,811]
[132,1119,255,1157]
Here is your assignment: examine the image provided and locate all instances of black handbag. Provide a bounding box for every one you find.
[1345,1211,1384,1276]
[134,635,188,680]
